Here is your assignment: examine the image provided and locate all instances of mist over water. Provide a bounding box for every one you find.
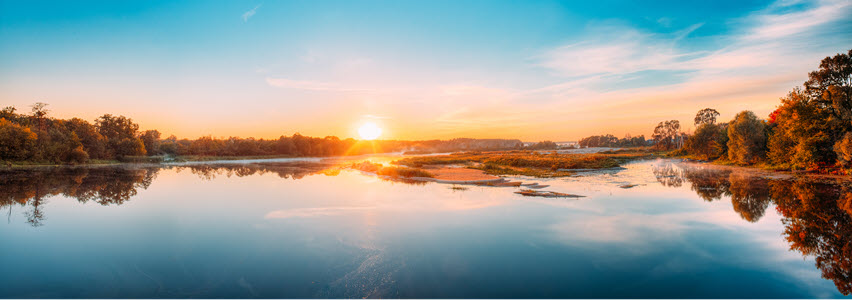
[1,157,850,298]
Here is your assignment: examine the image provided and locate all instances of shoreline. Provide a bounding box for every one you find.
[675,159,852,183]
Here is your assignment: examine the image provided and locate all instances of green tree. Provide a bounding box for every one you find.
[727,111,766,165]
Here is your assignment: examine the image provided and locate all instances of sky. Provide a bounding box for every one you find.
[1,0,850,141]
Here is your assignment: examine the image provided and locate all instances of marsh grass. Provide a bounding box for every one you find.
[350,161,434,178]
[393,150,654,177]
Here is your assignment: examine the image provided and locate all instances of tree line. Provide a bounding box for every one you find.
[0,105,530,164]
[578,134,647,148]
[652,48,852,171]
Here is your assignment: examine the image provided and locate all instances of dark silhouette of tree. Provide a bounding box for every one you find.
[653,120,681,150]
[140,130,161,156]
[30,102,49,132]
[578,134,646,148]
[694,108,720,126]
[526,141,557,150]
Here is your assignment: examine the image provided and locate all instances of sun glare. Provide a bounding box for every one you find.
[358,122,382,140]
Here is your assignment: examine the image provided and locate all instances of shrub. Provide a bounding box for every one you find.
[68,146,89,164]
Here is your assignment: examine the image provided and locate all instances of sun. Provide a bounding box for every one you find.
[358,122,382,140]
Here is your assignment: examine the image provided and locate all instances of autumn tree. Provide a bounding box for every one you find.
[768,49,852,169]
[835,132,852,167]
[727,111,767,164]
[140,130,161,156]
[95,114,146,157]
[66,118,107,159]
[0,118,37,161]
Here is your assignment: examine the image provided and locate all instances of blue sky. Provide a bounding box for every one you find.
[1,0,850,140]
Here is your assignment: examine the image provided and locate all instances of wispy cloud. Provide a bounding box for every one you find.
[265,77,375,92]
[538,0,849,78]
[526,0,851,134]
[536,23,704,77]
[242,4,261,22]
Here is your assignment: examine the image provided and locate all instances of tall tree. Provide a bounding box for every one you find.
[29,102,49,132]
[139,130,161,156]
[684,123,727,160]
[694,108,720,126]
[727,111,767,164]
[652,120,681,150]
[95,114,146,157]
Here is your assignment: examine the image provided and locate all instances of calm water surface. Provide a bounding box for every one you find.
[1,156,851,298]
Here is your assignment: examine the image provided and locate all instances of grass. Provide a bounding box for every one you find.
[349,161,434,178]
[392,149,656,177]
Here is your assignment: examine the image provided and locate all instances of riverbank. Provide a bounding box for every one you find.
[675,159,852,184]
[1,154,316,169]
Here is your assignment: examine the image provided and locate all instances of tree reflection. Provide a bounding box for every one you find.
[652,162,684,187]
[0,162,338,227]
[175,162,337,181]
[655,161,852,295]
[772,180,852,295]
[0,167,159,226]
[684,166,731,202]
[728,173,772,222]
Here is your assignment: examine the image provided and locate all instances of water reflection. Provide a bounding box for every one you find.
[652,161,852,295]
[0,162,342,227]
[1,160,851,296]
[175,162,337,181]
[0,167,158,226]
